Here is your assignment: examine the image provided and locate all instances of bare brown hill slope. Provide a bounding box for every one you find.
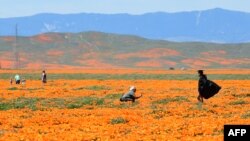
[0,32,249,69]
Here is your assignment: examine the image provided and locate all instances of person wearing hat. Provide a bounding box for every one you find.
[120,86,142,102]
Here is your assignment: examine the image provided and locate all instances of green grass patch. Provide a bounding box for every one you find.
[151,109,168,119]
[7,87,18,90]
[66,97,105,109]
[67,103,83,109]
[73,85,110,91]
[0,96,106,110]
[84,85,110,91]
[170,88,185,91]
[0,97,40,111]
[0,103,12,110]
[229,100,248,105]
[14,97,39,110]
[40,98,66,109]
[107,100,139,109]
[153,96,190,104]
[110,117,128,124]
[241,111,250,119]
[105,93,122,99]
[25,88,43,91]
[233,93,250,98]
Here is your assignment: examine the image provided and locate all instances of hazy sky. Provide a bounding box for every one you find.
[1,0,250,18]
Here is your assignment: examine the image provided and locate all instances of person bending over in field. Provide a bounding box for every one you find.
[197,70,221,103]
[120,86,142,103]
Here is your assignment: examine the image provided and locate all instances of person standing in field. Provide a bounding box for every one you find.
[42,70,47,84]
[14,74,21,84]
[120,86,142,103]
[10,77,13,85]
[197,70,221,103]
[197,70,207,102]
[21,78,26,85]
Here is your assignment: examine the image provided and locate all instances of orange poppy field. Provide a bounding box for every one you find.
[0,69,250,140]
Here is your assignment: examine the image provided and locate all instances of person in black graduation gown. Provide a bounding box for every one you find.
[197,70,221,103]
[198,70,207,102]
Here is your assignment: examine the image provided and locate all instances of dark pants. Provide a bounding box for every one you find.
[16,80,20,84]
[120,96,135,102]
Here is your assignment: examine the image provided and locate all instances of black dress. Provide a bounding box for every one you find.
[198,75,221,99]
[42,73,47,83]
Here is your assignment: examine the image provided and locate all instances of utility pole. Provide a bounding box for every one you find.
[13,24,20,69]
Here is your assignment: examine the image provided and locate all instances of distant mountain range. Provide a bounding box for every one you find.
[1,8,250,43]
[0,32,249,69]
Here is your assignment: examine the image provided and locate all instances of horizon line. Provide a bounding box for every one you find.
[1,7,249,19]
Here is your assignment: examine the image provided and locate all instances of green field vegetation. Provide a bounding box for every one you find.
[0,96,104,110]
[0,97,40,111]
[73,85,111,91]
[1,73,250,80]
[241,111,250,119]
[110,117,128,124]
[153,96,190,104]
[0,95,140,111]
[229,100,248,105]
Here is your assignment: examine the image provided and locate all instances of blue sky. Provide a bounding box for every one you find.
[1,0,250,18]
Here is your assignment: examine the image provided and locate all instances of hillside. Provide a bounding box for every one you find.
[0,32,249,69]
[1,8,250,43]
